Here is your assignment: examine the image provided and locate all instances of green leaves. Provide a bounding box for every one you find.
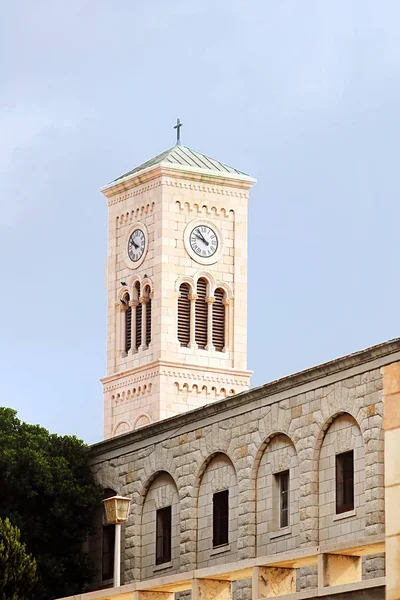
[0,517,37,600]
[0,408,103,599]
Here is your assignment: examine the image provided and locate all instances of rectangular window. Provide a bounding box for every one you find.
[102,524,115,581]
[276,470,290,528]
[336,450,354,514]
[156,506,172,565]
[213,489,229,547]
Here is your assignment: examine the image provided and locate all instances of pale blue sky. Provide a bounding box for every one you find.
[1,1,399,444]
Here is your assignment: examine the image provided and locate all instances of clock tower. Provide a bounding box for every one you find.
[101,137,255,439]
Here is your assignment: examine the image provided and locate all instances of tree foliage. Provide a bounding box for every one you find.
[0,408,103,599]
[0,517,37,600]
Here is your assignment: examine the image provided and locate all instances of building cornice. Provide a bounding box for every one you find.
[91,338,400,462]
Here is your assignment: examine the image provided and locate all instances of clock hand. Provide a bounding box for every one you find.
[195,229,207,242]
[132,239,139,249]
[194,234,209,247]
[195,231,209,246]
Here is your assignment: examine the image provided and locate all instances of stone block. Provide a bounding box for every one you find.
[134,593,174,600]
[384,363,400,396]
[318,553,361,587]
[252,566,296,598]
[384,392,400,431]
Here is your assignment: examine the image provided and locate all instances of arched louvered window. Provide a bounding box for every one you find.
[144,285,152,347]
[195,278,208,349]
[178,283,191,347]
[213,288,226,352]
[124,293,132,353]
[135,282,142,350]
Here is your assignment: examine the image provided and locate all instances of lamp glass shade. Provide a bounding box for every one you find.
[103,495,131,524]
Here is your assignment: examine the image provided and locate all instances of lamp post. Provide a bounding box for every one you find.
[103,495,131,587]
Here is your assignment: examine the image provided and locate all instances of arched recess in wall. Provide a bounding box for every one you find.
[133,413,151,430]
[140,472,180,579]
[112,419,132,437]
[318,414,365,544]
[196,452,237,569]
[88,487,118,587]
[255,434,299,556]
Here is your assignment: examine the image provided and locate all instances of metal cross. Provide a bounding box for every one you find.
[174,118,183,145]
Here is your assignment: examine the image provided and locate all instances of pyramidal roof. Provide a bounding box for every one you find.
[108,144,252,185]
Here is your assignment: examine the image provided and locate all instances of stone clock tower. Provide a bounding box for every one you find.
[100,137,255,439]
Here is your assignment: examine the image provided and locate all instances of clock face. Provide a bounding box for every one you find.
[190,225,218,258]
[128,229,146,262]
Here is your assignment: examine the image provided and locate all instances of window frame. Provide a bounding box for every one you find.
[275,470,290,529]
[212,489,229,548]
[335,450,354,514]
[102,524,115,581]
[155,506,172,565]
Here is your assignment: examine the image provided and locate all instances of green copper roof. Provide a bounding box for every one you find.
[110,144,250,183]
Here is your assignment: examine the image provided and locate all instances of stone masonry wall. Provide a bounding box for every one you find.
[89,342,398,592]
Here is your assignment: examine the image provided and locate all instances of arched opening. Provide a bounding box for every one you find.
[177,283,191,347]
[123,292,131,353]
[212,288,226,352]
[135,281,142,350]
[195,278,208,349]
[143,285,152,347]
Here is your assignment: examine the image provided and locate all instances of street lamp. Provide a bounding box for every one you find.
[103,495,131,587]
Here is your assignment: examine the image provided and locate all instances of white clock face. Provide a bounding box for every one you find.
[128,229,146,262]
[190,225,218,258]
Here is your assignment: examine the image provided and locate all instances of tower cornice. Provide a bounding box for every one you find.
[101,163,256,198]
[100,359,253,386]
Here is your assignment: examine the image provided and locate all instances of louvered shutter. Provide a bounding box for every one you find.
[125,306,132,352]
[146,298,152,346]
[123,293,132,353]
[135,282,142,350]
[135,302,142,349]
[178,283,190,347]
[212,288,225,352]
[195,278,208,349]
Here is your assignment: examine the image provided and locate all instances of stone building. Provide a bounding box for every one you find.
[63,137,399,598]
[89,338,398,596]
